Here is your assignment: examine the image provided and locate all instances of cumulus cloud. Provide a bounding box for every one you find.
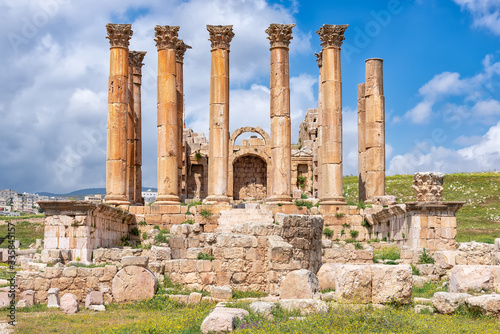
[453,0,500,35]
[388,121,500,175]
[398,55,500,124]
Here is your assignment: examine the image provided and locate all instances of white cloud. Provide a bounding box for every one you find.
[453,0,500,35]
[399,56,500,124]
[388,120,500,175]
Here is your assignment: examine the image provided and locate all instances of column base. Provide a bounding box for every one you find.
[203,195,231,204]
[155,195,180,205]
[319,196,346,205]
[104,195,130,206]
[265,195,293,204]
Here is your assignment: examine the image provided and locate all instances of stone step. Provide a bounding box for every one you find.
[217,207,274,233]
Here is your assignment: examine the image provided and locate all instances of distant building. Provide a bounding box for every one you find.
[84,194,104,204]
[142,189,157,204]
[0,189,48,214]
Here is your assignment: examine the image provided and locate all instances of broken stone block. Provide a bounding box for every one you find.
[279,269,320,300]
[60,293,79,314]
[371,265,412,304]
[20,290,35,307]
[316,263,339,291]
[278,299,328,315]
[85,291,104,309]
[449,265,497,293]
[335,265,372,304]
[432,292,470,314]
[111,266,158,303]
[200,307,249,334]
[210,286,232,300]
[249,301,276,318]
[121,256,149,268]
[47,288,60,308]
[466,294,500,315]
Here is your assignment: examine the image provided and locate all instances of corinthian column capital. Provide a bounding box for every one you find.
[129,51,146,72]
[106,23,133,48]
[266,23,295,48]
[207,25,234,50]
[175,39,192,63]
[317,24,348,49]
[315,51,323,67]
[155,25,179,50]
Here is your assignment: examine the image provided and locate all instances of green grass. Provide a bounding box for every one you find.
[0,220,44,249]
[374,245,400,262]
[232,290,269,299]
[343,172,500,244]
[412,281,447,299]
[0,214,45,221]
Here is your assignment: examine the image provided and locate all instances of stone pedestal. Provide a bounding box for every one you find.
[104,24,133,206]
[176,40,191,198]
[129,51,146,205]
[205,25,234,203]
[317,24,348,205]
[155,25,180,204]
[364,58,385,201]
[265,23,294,204]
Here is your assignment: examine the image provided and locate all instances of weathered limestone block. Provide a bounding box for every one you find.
[217,234,257,248]
[19,290,35,307]
[211,286,232,300]
[335,265,372,303]
[47,288,60,308]
[85,291,104,309]
[188,292,203,304]
[449,265,497,293]
[111,266,158,302]
[60,293,79,314]
[432,292,470,314]
[371,265,412,304]
[466,294,500,315]
[249,301,276,318]
[317,263,339,291]
[268,236,293,263]
[278,299,328,315]
[279,269,320,299]
[457,242,494,265]
[200,307,249,334]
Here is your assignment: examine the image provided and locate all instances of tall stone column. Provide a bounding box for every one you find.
[358,83,366,202]
[126,54,135,204]
[175,40,191,198]
[316,51,323,199]
[155,25,180,204]
[364,58,385,200]
[104,23,133,206]
[205,25,234,203]
[265,23,295,204]
[129,51,146,205]
[317,24,348,205]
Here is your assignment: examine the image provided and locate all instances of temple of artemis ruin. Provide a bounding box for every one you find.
[30,22,466,303]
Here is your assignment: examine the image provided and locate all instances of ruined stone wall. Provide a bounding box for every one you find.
[321,240,374,264]
[39,201,135,262]
[232,155,267,200]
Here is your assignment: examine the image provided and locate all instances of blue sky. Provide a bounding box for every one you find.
[0,0,499,193]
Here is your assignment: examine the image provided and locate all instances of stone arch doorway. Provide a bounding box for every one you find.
[232,155,267,201]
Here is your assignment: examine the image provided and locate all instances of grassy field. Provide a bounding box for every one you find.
[11,294,500,333]
[343,172,500,243]
[0,220,44,249]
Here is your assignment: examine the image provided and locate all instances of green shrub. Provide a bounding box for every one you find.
[342,223,350,228]
[130,227,140,236]
[154,225,160,230]
[349,230,359,239]
[374,245,400,261]
[138,221,147,226]
[382,237,387,242]
[297,175,307,189]
[418,248,435,264]
[200,209,212,218]
[362,219,371,228]
[354,241,363,250]
[411,264,420,276]
[323,228,334,238]
[142,232,148,240]
[294,200,313,209]
[301,193,308,199]
[182,219,195,225]
[335,212,345,218]
[196,252,214,261]
[341,229,345,236]
[155,230,169,244]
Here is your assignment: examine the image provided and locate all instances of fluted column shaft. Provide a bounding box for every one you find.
[206,25,234,203]
[357,83,367,202]
[364,58,385,200]
[126,58,135,203]
[175,41,191,198]
[316,52,323,199]
[155,25,180,204]
[266,23,294,204]
[317,24,348,205]
[130,51,146,205]
[105,23,132,206]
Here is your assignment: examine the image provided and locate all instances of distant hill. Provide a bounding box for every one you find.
[38,187,157,198]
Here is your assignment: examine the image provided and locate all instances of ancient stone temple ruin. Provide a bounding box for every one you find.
[18,22,492,315]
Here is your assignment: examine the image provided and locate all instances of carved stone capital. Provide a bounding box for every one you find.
[207,25,234,50]
[129,51,146,72]
[265,23,295,48]
[106,23,133,48]
[155,25,179,50]
[175,39,192,63]
[411,172,444,202]
[316,24,348,49]
[315,51,323,67]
